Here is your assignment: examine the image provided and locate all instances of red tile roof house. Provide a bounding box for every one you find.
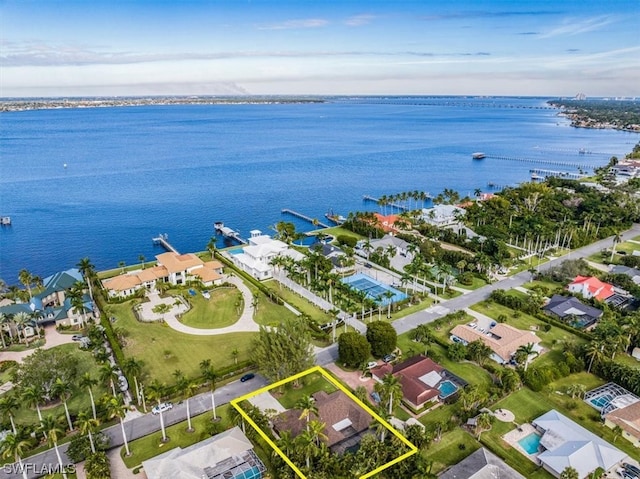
[272,390,373,454]
[373,213,404,233]
[567,275,615,302]
[371,355,466,412]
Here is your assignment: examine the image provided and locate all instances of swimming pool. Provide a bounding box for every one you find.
[230,465,263,479]
[590,394,613,409]
[341,273,407,305]
[518,433,541,455]
[438,380,458,398]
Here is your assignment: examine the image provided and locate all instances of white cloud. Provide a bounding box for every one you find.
[344,14,376,26]
[256,18,329,30]
[538,15,618,39]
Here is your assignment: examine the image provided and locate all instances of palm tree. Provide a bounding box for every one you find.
[51,377,74,432]
[77,373,98,422]
[200,360,219,420]
[21,385,45,429]
[231,348,239,365]
[0,433,30,479]
[18,269,34,300]
[76,410,100,454]
[105,396,131,456]
[12,312,30,344]
[383,290,395,318]
[147,380,169,442]
[99,363,120,397]
[176,374,199,432]
[40,415,68,479]
[475,412,492,439]
[376,373,402,415]
[585,341,605,373]
[560,466,579,479]
[610,231,622,262]
[138,254,146,269]
[307,419,328,447]
[76,257,96,302]
[515,343,537,371]
[0,312,8,348]
[0,394,19,434]
[296,395,318,430]
[122,357,145,407]
[206,236,217,259]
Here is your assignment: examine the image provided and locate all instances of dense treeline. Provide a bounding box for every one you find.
[548,99,640,131]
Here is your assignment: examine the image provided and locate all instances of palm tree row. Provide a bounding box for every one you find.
[376,190,432,215]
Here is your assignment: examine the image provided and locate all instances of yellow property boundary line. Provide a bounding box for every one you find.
[230,365,417,479]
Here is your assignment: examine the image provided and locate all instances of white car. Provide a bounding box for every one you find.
[367,361,378,369]
[152,402,173,415]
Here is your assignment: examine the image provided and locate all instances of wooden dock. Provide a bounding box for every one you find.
[529,169,585,180]
[152,234,179,254]
[485,155,590,170]
[281,209,330,228]
[213,222,247,244]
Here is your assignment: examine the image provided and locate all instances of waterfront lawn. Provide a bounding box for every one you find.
[425,428,481,475]
[178,286,241,329]
[121,404,233,468]
[11,343,109,426]
[110,301,256,384]
[263,280,334,323]
[276,372,338,409]
[317,226,365,242]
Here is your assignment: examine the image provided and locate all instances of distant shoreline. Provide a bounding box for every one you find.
[0,96,325,113]
[547,99,640,133]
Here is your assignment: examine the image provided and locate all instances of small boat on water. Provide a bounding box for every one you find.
[472,152,486,159]
[0,216,11,226]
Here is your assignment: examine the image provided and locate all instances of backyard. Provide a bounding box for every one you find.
[177,286,242,329]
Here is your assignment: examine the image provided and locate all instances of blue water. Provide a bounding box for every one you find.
[438,380,458,398]
[590,395,613,409]
[518,432,542,455]
[232,466,262,479]
[342,273,407,305]
[1,97,637,283]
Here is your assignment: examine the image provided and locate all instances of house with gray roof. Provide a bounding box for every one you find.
[532,409,627,478]
[543,294,603,329]
[611,265,640,285]
[439,447,525,479]
[142,427,265,479]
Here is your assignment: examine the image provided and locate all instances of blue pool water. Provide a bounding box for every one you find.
[518,433,542,455]
[188,289,196,296]
[232,466,262,479]
[438,380,458,398]
[590,395,613,409]
[342,273,407,305]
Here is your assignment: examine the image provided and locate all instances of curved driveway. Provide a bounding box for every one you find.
[151,275,259,335]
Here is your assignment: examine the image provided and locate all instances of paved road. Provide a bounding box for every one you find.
[0,375,268,479]
[394,224,640,334]
[4,224,638,478]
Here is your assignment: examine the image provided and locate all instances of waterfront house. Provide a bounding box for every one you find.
[420,205,465,227]
[142,427,265,479]
[373,213,404,233]
[449,322,541,365]
[229,230,305,280]
[310,243,352,274]
[531,409,627,478]
[371,355,465,411]
[367,234,411,257]
[439,447,525,479]
[567,275,615,301]
[103,253,224,298]
[543,294,603,329]
[0,268,94,329]
[272,390,372,454]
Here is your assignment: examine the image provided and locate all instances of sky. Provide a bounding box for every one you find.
[1,0,639,97]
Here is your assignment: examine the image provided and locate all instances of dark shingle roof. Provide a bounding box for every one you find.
[439,447,525,479]
[543,294,603,320]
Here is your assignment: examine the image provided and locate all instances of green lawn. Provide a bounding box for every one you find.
[275,372,338,409]
[424,428,481,474]
[121,404,233,468]
[250,289,299,327]
[110,301,257,384]
[521,279,565,293]
[263,280,334,323]
[315,226,365,241]
[455,275,489,291]
[11,343,110,426]
[179,287,241,329]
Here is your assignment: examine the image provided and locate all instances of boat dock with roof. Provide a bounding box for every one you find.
[214,222,247,244]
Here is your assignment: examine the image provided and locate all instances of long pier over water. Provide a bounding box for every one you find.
[152,234,179,254]
[281,209,330,228]
[485,155,591,170]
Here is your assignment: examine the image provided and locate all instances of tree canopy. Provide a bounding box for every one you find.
[366,321,397,358]
[338,332,371,367]
[14,348,79,402]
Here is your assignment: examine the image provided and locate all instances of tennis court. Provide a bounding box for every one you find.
[342,273,407,306]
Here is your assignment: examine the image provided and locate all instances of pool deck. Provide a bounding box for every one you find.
[502,423,540,463]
